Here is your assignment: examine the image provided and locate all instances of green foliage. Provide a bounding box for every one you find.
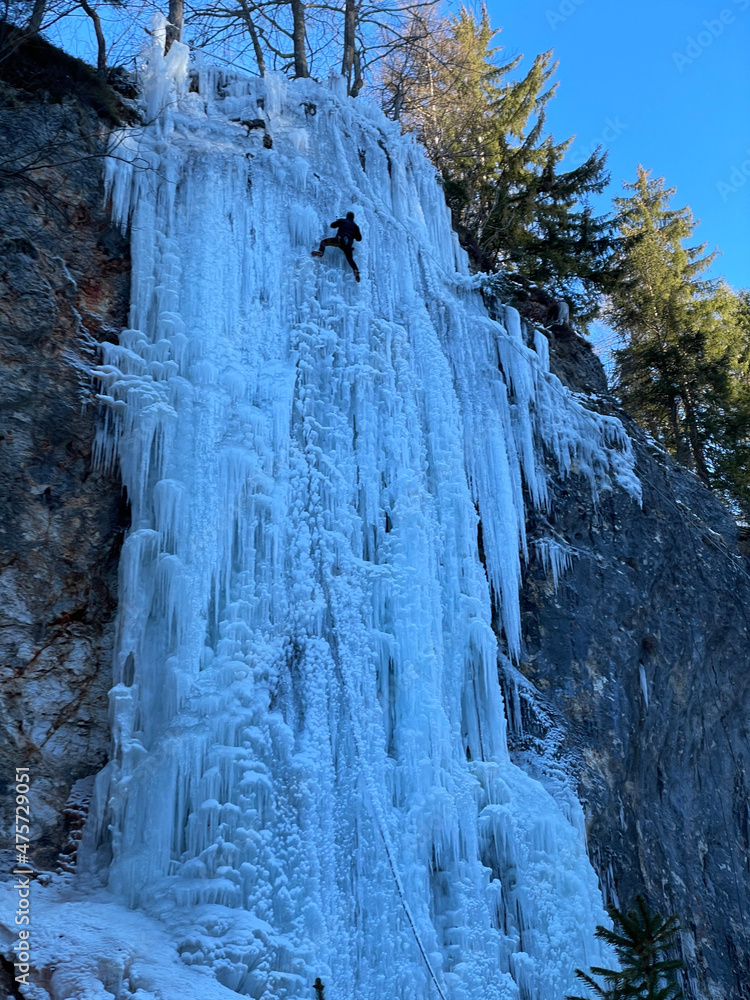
[476,144,620,324]
[380,6,622,325]
[702,287,750,518]
[609,167,750,520]
[568,896,685,1000]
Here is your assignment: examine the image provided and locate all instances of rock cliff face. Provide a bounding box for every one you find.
[0,59,129,874]
[511,324,750,1000]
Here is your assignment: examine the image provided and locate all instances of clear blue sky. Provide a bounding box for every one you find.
[484,0,750,290]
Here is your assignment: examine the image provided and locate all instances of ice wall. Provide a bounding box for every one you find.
[89,23,639,1000]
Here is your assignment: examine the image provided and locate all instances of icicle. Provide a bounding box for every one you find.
[533,538,578,590]
[639,663,649,709]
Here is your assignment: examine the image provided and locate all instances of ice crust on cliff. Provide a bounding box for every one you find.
[33,20,640,1000]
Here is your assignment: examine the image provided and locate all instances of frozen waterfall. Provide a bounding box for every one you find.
[65,22,640,1000]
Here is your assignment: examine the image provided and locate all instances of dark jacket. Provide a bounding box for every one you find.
[331,218,362,245]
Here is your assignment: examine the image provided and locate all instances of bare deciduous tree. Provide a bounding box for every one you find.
[78,0,107,75]
[186,0,317,77]
[26,0,47,32]
[185,0,439,95]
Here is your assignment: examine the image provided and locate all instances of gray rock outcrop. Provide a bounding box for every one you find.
[512,325,750,999]
[0,64,129,874]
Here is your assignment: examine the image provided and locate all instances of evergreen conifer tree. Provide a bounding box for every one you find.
[609,166,719,483]
[609,166,750,519]
[568,896,685,1000]
[378,5,621,323]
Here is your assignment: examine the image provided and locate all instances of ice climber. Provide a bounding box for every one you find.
[312,212,362,282]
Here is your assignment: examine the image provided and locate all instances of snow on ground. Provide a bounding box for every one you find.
[0,878,240,999]
[1,19,640,1000]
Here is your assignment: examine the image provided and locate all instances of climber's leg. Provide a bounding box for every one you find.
[342,243,359,280]
[312,237,340,257]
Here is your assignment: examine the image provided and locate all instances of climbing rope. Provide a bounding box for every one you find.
[321,561,450,1000]
[292,326,451,1000]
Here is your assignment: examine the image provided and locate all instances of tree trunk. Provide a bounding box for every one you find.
[247,18,266,76]
[78,0,106,78]
[27,0,47,35]
[392,80,404,119]
[683,387,711,485]
[165,0,184,53]
[350,47,363,97]
[239,0,266,76]
[341,0,355,82]
[670,396,691,469]
[290,0,309,78]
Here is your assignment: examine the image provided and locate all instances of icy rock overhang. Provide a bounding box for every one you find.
[3,22,640,1000]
